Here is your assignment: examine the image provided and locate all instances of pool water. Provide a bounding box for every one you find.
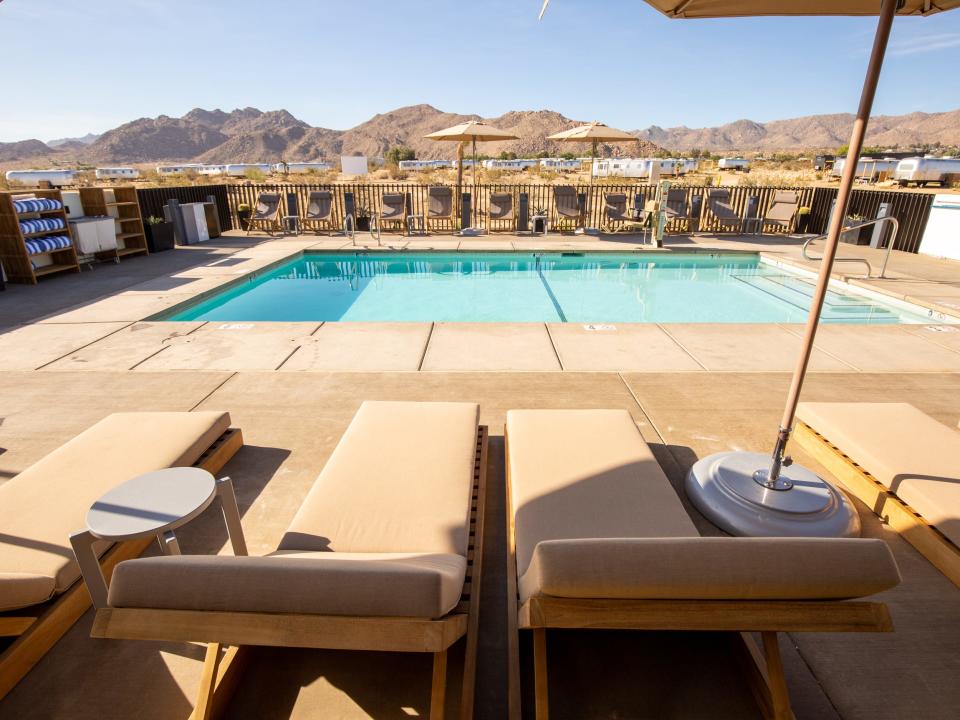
[166,252,938,324]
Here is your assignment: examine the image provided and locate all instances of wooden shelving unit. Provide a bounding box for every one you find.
[0,190,81,284]
[78,186,148,258]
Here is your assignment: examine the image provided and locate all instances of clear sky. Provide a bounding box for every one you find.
[1,0,959,142]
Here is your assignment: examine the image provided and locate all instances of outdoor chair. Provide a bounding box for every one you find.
[246,192,283,236]
[0,412,242,701]
[602,193,639,233]
[794,402,960,588]
[761,190,800,233]
[705,189,743,233]
[302,190,338,235]
[375,192,408,237]
[487,192,517,232]
[665,188,692,231]
[83,401,488,720]
[505,408,901,720]
[552,186,584,232]
[427,186,456,232]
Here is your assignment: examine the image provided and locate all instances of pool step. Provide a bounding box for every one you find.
[735,274,899,322]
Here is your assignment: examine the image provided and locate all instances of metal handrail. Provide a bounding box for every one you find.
[801,215,900,279]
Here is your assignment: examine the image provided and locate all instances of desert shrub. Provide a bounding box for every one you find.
[244,168,267,183]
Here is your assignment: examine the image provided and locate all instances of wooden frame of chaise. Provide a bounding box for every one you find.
[705,188,743,233]
[760,190,800,234]
[551,186,584,232]
[246,192,283,236]
[602,192,640,234]
[377,192,409,235]
[87,401,488,720]
[302,190,338,235]
[504,409,901,720]
[427,186,456,233]
[487,192,517,233]
[0,411,242,701]
[665,187,692,232]
[794,401,960,588]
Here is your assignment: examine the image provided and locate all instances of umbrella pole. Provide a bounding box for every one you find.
[457,141,464,228]
[761,0,897,487]
[473,138,478,228]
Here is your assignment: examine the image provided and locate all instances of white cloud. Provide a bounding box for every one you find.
[889,32,960,56]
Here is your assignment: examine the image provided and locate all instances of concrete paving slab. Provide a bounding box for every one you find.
[37,292,193,323]
[901,323,960,352]
[118,274,236,295]
[43,321,205,371]
[0,322,130,370]
[421,323,560,371]
[796,324,960,372]
[280,322,431,371]
[548,323,704,371]
[661,324,854,372]
[135,322,318,371]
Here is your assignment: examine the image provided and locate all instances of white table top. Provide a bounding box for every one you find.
[86,467,217,541]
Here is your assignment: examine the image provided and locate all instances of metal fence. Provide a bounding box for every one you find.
[224,182,934,252]
[137,185,233,232]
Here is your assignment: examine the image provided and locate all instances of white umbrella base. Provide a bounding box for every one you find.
[685,451,860,538]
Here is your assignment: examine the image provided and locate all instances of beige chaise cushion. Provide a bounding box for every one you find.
[520,537,900,602]
[108,551,466,619]
[797,402,960,546]
[0,411,230,612]
[279,401,479,556]
[506,409,697,583]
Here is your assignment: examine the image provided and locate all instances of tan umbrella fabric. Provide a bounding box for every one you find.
[643,0,959,17]
[547,121,638,143]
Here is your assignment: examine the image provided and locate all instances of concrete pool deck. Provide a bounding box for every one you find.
[1,230,959,719]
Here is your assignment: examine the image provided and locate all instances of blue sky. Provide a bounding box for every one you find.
[1,0,959,142]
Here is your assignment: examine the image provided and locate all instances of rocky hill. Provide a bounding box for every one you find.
[0,139,55,162]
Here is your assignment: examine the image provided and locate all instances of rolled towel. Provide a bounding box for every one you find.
[25,234,72,255]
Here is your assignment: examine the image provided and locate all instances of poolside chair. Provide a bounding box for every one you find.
[84,401,488,720]
[761,190,800,233]
[302,190,338,235]
[795,402,960,588]
[664,188,692,231]
[505,409,901,720]
[0,412,242,701]
[705,189,743,233]
[427,186,456,232]
[602,193,634,233]
[246,192,283,236]
[375,192,408,236]
[487,192,517,232]
[552,186,584,232]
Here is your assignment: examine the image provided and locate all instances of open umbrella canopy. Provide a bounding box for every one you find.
[423,120,519,143]
[546,121,637,144]
[642,0,958,16]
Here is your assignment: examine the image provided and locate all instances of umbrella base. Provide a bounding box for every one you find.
[685,451,860,538]
[574,227,600,236]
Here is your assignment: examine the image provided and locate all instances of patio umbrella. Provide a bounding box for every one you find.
[423,120,520,197]
[542,0,958,537]
[546,121,639,190]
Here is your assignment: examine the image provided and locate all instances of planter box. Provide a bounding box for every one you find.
[237,210,251,231]
[356,217,370,232]
[145,222,175,252]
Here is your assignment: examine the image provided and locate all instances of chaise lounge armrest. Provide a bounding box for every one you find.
[519,537,900,603]
[108,551,467,619]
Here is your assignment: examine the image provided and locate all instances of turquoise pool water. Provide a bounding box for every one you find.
[166,252,937,324]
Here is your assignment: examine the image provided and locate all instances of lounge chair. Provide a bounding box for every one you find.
[552,186,584,232]
[302,190,338,235]
[761,190,800,233]
[705,189,743,233]
[665,188,691,230]
[375,192,408,236]
[246,192,282,236]
[427,186,456,232]
[86,401,488,720]
[487,192,517,232]
[0,412,242,700]
[505,409,901,720]
[602,193,639,233]
[795,402,960,587]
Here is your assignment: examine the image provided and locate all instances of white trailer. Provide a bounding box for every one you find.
[94,167,140,180]
[197,165,226,176]
[482,159,538,171]
[831,157,898,181]
[398,160,453,171]
[680,158,699,174]
[894,157,960,186]
[223,163,272,177]
[718,157,751,171]
[155,164,205,176]
[592,158,679,178]
[5,169,77,186]
[273,161,333,173]
[538,158,580,171]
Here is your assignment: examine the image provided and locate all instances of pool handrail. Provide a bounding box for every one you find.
[801,215,900,278]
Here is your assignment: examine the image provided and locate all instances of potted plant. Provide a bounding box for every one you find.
[144,215,175,252]
[796,206,811,233]
[237,203,252,231]
[842,212,867,244]
[355,205,371,232]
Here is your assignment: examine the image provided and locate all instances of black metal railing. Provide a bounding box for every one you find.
[137,185,233,231]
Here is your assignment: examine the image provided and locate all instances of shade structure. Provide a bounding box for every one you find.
[424,120,520,227]
[539,0,959,536]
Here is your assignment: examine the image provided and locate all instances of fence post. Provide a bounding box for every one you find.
[518,192,529,232]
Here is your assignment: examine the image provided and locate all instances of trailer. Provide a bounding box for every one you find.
[831,157,899,182]
[274,161,333,173]
[680,158,699,174]
[197,165,226,176]
[5,169,77,186]
[591,158,680,178]
[398,160,454,171]
[482,159,538,171]
[538,158,580,172]
[155,164,205,176]
[94,167,140,181]
[718,157,751,171]
[223,163,272,177]
[894,157,960,187]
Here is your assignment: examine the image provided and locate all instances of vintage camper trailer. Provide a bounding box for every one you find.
[5,169,77,186]
[894,157,960,186]
[718,157,751,171]
[223,163,272,177]
[274,161,333,173]
[94,167,140,181]
[197,165,226,176]
[831,157,899,182]
[481,159,538,171]
[155,164,205,176]
[538,158,580,172]
[397,160,454,171]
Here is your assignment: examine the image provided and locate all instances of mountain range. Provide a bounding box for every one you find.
[2,105,958,166]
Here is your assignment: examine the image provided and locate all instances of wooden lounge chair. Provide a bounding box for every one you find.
[427,186,456,232]
[795,402,960,587]
[246,192,283,236]
[376,192,408,236]
[665,188,691,231]
[87,401,488,720]
[602,193,641,233]
[302,190,338,235]
[487,192,517,232]
[551,186,584,232]
[705,189,743,233]
[761,191,800,233]
[0,412,242,700]
[504,409,901,720]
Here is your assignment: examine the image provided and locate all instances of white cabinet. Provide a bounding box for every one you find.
[69,217,118,255]
[180,202,209,244]
[918,194,960,261]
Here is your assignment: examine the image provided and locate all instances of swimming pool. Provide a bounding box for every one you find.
[164,252,941,324]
